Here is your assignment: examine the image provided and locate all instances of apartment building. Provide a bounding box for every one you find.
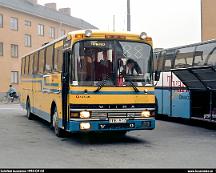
[201,0,216,41]
[0,0,97,95]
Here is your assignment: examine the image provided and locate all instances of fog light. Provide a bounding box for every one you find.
[80,122,91,130]
[141,110,151,118]
[80,111,91,119]
[70,112,79,118]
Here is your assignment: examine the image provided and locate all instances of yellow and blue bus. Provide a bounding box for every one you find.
[20,30,156,137]
[154,39,216,123]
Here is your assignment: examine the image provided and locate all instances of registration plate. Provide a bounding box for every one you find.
[109,118,128,123]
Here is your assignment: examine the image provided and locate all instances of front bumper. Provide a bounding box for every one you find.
[66,118,155,132]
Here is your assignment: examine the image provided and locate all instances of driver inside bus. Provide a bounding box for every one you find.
[125,59,142,75]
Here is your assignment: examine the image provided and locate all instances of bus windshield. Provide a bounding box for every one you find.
[71,40,152,86]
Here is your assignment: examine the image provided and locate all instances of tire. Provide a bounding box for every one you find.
[52,107,65,137]
[26,100,34,120]
[2,96,9,104]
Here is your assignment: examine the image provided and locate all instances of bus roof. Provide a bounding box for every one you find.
[21,29,152,58]
[154,39,216,53]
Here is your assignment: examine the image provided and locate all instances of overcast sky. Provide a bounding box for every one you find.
[38,0,201,49]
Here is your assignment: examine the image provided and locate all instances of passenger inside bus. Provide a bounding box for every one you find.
[85,55,95,81]
[98,50,112,80]
[79,49,96,81]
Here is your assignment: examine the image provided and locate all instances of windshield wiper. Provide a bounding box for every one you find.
[94,79,108,92]
[127,79,140,92]
[94,77,139,93]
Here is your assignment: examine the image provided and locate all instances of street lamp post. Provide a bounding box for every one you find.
[127,0,131,31]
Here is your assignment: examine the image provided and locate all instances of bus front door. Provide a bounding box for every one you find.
[62,51,70,130]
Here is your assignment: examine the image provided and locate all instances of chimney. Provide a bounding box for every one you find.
[45,3,57,10]
[59,8,71,16]
[26,0,37,5]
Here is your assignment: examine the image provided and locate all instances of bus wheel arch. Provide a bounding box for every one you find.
[50,101,65,137]
[26,96,34,120]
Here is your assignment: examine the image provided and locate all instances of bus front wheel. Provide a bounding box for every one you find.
[52,108,65,137]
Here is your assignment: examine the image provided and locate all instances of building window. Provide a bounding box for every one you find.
[37,24,44,36]
[11,44,18,58]
[60,29,65,36]
[24,20,31,27]
[49,27,55,38]
[11,71,19,84]
[0,42,3,56]
[24,34,32,47]
[10,17,18,31]
[0,14,3,28]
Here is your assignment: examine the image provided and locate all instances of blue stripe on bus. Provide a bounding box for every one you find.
[32,107,51,122]
[21,79,59,87]
[69,90,154,95]
[21,103,51,123]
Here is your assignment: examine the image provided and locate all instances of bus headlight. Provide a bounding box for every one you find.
[141,110,151,118]
[80,111,91,119]
[80,122,91,130]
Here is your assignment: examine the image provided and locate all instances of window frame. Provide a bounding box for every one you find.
[11,44,18,58]
[37,24,44,36]
[10,17,18,31]
[24,34,32,47]
[24,20,31,27]
[49,27,55,38]
[0,14,3,28]
[0,42,3,56]
[11,71,19,84]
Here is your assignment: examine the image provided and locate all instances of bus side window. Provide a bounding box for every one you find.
[29,54,34,75]
[157,52,165,72]
[54,45,63,72]
[205,44,216,66]
[25,56,30,75]
[33,52,39,74]
[39,49,45,74]
[164,59,172,71]
[175,47,195,68]
[193,50,203,66]
[21,57,26,75]
[45,45,54,73]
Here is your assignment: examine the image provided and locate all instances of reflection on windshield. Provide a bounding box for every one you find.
[71,40,152,86]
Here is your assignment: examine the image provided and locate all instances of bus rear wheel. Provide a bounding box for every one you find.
[52,108,65,137]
